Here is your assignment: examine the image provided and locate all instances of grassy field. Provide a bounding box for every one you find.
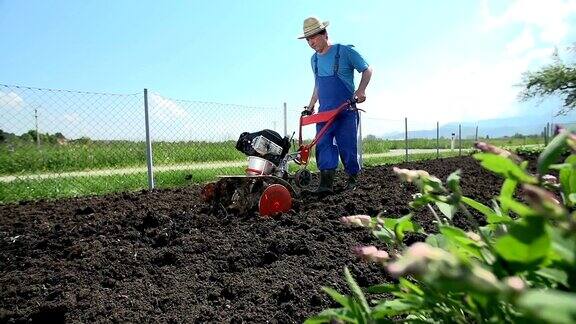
[0,136,544,175]
[0,140,243,175]
[0,151,471,203]
[0,136,544,203]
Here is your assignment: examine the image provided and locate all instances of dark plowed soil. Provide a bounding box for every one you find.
[0,156,505,323]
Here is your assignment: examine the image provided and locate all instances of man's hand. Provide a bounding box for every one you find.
[355,67,372,104]
[301,106,313,116]
[354,90,366,103]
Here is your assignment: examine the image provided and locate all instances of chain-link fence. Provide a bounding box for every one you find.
[147,91,284,188]
[0,83,560,203]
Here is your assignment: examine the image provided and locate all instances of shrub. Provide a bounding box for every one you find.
[306,127,576,324]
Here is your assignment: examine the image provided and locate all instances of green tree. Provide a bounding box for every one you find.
[20,130,36,142]
[521,47,576,115]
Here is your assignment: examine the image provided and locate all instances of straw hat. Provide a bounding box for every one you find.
[298,17,329,39]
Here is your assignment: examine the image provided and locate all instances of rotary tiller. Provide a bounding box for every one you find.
[200,99,356,217]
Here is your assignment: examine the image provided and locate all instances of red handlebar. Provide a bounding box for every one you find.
[296,99,358,165]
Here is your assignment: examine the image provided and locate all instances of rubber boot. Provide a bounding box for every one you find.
[344,174,358,191]
[310,170,336,195]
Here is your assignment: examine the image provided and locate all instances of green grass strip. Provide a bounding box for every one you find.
[0,151,470,204]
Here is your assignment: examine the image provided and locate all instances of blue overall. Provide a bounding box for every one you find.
[314,44,360,175]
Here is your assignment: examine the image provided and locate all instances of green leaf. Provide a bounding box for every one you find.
[425,233,446,248]
[440,226,468,241]
[535,268,569,287]
[517,289,576,324]
[384,215,423,242]
[538,131,569,174]
[349,300,367,324]
[446,170,462,194]
[499,178,518,215]
[344,267,371,318]
[367,283,399,294]
[461,196,512,224]
[474,153,538,183]
[569,193,576,205]
[382,217,399,230]
[494,217,550,266]
[371,299,415,318]
[439,226,483,258]
[372,227,395,246]
[549,162,572,170]
[559,155,576,205]
[435,201,457,220]
[550,227,576,264]
[322,287,351,309]
[305,308,357,324]
[461,196,493,216]
[399,278,424,296]
[486,213,513,224]
[498,196,539,218]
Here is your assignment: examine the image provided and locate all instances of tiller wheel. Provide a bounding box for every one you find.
[201,175,294,217]
[258,184,292,217]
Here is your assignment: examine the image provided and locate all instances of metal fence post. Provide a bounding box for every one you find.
[283,102,287,137]
[458,124,462,157]
[34,106,41,149]
[144,89,155,190]
[358,112,363,167]
[405,117,408,162]
[436,121,439,159]
[475,125,478,142]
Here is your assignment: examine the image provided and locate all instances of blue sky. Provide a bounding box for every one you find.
[1,0,576,139]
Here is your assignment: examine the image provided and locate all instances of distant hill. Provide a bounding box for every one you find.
[380,113,576,139]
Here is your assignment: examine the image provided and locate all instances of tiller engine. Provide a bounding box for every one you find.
[200,99,357,217]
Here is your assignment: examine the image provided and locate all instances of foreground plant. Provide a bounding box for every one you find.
[307,130,576,324]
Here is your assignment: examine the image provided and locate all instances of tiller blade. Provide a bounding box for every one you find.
[201,176,295,217]
[258,184,292,217]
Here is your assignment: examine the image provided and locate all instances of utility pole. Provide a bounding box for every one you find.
[34,106,40,149]
[475,125,478,142]
[283,102,287,137]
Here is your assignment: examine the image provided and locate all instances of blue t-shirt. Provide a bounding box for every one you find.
[310,44,369,93]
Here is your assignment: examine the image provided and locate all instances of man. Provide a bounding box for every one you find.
[299,16,373,194]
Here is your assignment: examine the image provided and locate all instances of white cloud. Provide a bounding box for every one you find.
[482,0,576,44]
[357,0,573,137]
[0,91,24,110]
[149,93,189,122]
[367,59,523,125]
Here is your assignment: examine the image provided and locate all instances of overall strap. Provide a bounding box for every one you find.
[314,44,341,76]
[333,44,340,75]
[313,53,318,76]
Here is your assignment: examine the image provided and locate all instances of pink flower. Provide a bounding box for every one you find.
[406,242,438,258]
[523,184,562,212]
[340,215,372,227]
[386,243,452,277]
[466,231,482,242]
[504,276,525,292]
[370,250,390,263]
[353,245,390,264]
[393,167,430,183]
[474,141,522,163]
